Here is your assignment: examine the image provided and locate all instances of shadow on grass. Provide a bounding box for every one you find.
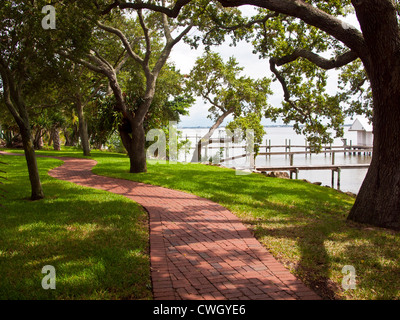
[92,156,400,300]
[4,150,399,300]
[246,215,400,300]
[0,155,151,300]
[95,160,353,219]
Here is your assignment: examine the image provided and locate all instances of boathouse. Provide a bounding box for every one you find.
[348,118,373,147]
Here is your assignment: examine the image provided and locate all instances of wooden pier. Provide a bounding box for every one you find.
[220,147,373,165]
[215,140,372,190]
[187,135,373,158]
[181,133,372,190]
[182,136,372,188]
[254,164,370,189]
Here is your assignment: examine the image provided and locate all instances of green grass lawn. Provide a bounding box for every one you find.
[91,152,400,300]
[0,151,151,300]
[2,147,400,300]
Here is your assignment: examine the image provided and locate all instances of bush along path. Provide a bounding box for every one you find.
[6,152,321,300]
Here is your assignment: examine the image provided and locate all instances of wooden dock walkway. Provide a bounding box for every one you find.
[221,148,373,163]
[218,147,371,189]
[183,135,371,190]
[255,164,371,172]
[255,164,370,189]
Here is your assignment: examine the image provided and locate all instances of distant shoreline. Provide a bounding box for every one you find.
[178,124,353,129]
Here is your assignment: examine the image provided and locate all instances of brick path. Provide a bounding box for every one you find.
[3,152,321,300]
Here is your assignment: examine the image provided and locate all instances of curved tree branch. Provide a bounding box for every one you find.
[100,1,367,58]
[269,57,306,117]
[269,49,359,125]
[275,49,359,70]
[101,0,193,18]
[115,52,130,73]
[58,50,134,121]
[218,0,366,54]
[152,23,193,77]
[92,49,115,70]
[96,22,144,65]
[137,10,152,66]
[58,50,105,74]
[205,11,279,39]
[161,0,174,42]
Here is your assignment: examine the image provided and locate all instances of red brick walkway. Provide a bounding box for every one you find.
[3,152,321,300]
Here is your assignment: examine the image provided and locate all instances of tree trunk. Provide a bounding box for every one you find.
[4,130,14,148]
[191,109,233,162]
[0,59,44,201]
[76,97,91,156]
[347,0,400,230]
[48,131,53,147]
[119,116,147,173]
[20,125,45,200]
[347,62,400,230]
[51,126,61,151]
[63,128,74,146]
[130,120,147,173]
[33,129,44,150]
[104,66,149,173]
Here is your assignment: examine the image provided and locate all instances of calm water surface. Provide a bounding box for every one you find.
[178,126,371,194]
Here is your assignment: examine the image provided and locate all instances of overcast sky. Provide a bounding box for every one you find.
[168,9,362,128]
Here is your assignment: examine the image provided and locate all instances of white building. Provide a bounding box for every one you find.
[348,118,373,147]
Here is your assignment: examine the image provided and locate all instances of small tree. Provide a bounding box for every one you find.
[0,1,96,199]
[0,2,47,200]
[186,51,271,162]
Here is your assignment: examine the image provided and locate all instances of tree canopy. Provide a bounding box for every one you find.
[2,0,400,229]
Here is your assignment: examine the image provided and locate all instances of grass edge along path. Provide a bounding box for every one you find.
[91,151,400,300]
[0,152,151,300]
[2,148,400,300]
[47,155,321,300]
[2,151,321,300]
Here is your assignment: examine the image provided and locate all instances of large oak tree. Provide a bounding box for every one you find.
[61,8,195,172]
[101,0,400,230]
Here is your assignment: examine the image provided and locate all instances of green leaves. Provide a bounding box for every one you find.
[337,59,372,121]
[177,1,361,150]
[88,95,122,147]
[186,51,271,121]
[1,0,372,155]
[266,56,346,148]
[225,112,266,146]
[237,5,359,149]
